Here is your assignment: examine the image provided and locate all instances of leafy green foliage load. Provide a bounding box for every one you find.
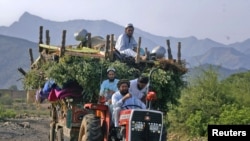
[149,68,186,113]
[23,60,54,90]
[23,55,187,113]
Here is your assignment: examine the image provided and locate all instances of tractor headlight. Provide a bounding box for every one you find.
[149,123,162,133]
[131,121,145,131]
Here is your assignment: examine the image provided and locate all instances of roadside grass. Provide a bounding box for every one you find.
[167,132,207,141]
[0,93,50,119]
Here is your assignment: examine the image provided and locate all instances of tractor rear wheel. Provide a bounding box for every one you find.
[78,114,103,141]
[56,128,64,141]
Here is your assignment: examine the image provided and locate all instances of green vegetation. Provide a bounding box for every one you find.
[167,66,250,140]
[8,85,18,90]
[0,93,15,119]
[0,92,49,120]
[23,55,187,113]
[0,104,16,119]
[0,93,13,105]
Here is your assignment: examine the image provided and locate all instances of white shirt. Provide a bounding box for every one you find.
[115,33,137,57]
[129,78,148,99]
[112,91,146,109]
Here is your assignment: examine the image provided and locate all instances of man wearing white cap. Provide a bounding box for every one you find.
[115,23,146,60]
[99,67,119,106]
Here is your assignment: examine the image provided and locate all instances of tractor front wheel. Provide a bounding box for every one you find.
[49,123,56,141]
[78,114,103,141]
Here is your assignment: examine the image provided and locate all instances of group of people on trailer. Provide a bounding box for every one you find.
[100,23,150,128]
[36,23,151,128]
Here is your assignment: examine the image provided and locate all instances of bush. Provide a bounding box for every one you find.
[0,93,13,105]
[168,68,250,138]
[0,104,16,119]
[185,111,208,136]
[216,104,250,124]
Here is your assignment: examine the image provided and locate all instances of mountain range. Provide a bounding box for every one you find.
[0,12,249,89]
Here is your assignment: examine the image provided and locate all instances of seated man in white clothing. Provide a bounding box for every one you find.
[129,76,149,102]
[112,79,146,128]
[115,23,146,60]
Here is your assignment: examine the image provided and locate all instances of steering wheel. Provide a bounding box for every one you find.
[122,104,142,109]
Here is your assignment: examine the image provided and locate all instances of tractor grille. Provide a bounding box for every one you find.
[130,110,163,141]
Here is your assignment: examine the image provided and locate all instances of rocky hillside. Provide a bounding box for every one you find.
[0,35,38,89]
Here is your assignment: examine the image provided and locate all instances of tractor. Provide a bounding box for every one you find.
[48,68,166,141]
[49,80,166,141]
[25,26,186,141]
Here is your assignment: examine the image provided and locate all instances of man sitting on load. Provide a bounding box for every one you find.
[115,23,147,60]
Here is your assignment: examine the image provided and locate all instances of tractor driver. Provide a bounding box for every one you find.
[112,79,146,128]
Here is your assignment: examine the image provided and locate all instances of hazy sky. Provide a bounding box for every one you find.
[0,0,249,45]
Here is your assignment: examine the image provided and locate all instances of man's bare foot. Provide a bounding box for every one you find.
[141,55,147,60]
[135,55,147,62]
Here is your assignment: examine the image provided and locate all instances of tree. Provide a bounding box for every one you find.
[168,66,231,136]
[8,85,18,90]
[221,71,250,107]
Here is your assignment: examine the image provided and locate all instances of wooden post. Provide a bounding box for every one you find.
[110,34,114,61]
[17,67,26,76]
[60,30,66,57]
[135,37,141,63]
[39,26,43,52]
[45,30,50,54]
[105,35,110,60]
[87,33,92,48]
[166,40,173,60]
[29,48,34,65]
[45,30,50,45]
[27,89,36,104]
[145,47,148,60]
[177,42,181,64]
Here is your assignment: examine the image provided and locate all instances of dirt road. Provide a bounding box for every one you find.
[0,115,50,141]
